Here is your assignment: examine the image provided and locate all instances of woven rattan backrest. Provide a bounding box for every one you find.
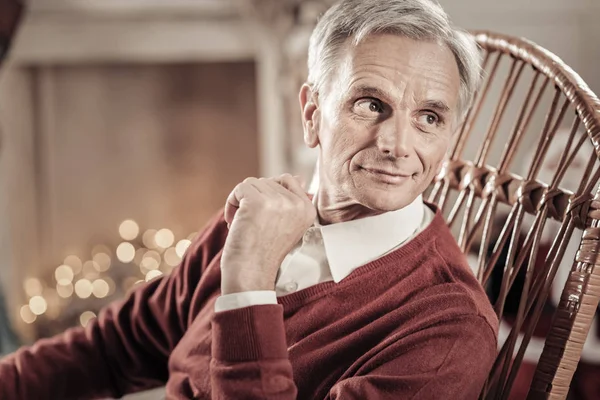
[426,31,600,399]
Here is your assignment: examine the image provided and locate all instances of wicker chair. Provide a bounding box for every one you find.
[427,31,600,399]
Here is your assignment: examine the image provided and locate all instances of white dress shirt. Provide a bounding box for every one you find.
[215,195,433,312]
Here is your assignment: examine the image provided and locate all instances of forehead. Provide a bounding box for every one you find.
[332,34,460,107]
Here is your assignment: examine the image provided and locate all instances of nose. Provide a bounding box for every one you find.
[376,113,411,159]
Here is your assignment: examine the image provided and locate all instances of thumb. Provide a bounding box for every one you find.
[224,203,237,229]
[224,190,239,228]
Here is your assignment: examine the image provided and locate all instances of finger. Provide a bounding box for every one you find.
[242,177,270,195]
[277,174,309,200]
[261,177,296,199]
[254,177,281,196]
[223,202,236,229]
[224,181,262,225]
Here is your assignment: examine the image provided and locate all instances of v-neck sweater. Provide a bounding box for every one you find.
[0,206,498,400]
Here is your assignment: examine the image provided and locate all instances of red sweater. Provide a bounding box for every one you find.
[0,207,498,399]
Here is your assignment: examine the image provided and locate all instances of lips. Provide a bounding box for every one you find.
[360,166,410,184]
[361,166,410,178]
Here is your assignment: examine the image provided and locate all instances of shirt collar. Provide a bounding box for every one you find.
[318,195,425,283]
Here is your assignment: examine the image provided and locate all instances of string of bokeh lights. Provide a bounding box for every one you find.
[19,219,194,328]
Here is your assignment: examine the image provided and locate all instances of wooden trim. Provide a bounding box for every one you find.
[10,14,256,65]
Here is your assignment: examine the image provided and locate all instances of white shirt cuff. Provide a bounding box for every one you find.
[214,290,278,312]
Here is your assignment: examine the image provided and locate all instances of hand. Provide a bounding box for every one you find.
[220,174,316,295]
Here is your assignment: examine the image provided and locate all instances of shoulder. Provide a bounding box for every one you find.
[414,207,499,337]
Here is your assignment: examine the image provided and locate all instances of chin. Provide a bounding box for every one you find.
[353,186,415,212]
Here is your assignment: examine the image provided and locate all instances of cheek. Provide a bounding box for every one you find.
[417,136,450,173]
[321,121,361,164]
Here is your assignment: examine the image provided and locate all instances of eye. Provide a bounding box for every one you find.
[354,98,384,115]
[419,113,439,126]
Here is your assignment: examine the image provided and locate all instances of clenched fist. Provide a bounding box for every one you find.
[220,174,316,295]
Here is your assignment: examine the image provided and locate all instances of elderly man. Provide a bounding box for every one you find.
[0,0,498,398]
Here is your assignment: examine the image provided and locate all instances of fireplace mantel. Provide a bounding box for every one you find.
[11,0,254,65]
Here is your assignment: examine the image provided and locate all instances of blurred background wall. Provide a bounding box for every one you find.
[0,0,598,345]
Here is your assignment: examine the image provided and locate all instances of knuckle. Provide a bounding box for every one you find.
[279,173,293,183]
[292,198,303,208]
[265,197,279,209]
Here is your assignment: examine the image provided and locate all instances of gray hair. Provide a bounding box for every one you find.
[307,0,482,120]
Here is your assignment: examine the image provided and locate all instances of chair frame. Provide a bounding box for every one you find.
[428,31,600,399]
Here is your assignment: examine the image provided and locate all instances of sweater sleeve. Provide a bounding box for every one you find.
[209,304,297,399]
[0,210,228,400]
[329,315,497,400]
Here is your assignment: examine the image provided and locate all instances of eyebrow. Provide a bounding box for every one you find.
[350,85,393,102]
[421,100,451,115]
[350,85,452,114]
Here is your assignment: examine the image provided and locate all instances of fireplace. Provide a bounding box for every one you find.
[0,0,305,340]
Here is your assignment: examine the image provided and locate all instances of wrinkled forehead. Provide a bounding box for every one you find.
[331,34,461,105]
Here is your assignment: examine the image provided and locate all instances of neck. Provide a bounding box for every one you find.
[314,186,384,225]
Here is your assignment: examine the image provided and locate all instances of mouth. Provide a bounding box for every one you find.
[360,166,410,184]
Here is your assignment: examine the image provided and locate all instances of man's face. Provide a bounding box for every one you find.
[302,34,461,212]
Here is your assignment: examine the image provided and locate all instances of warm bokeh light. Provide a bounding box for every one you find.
[93,252,111,272]
[91,244,111,256]
[116,242,135,263]
[82,260,100,279]
[54,264,74,285]
[24,277,43,297]
[64,255,83,275]
[20,305,36,324]
[119,219,140,241]
[29,295,48,315]
[20,217,200,328]
[80,311,96,327]
[140,257,159,274]
[142,229,157,249]
[134,247,146,265]
[145,270,163,282]
[144,250,161,264]
[42,289,61,320]
[175,239,192,258]
[140,250,161,273]
[155,228,175,248]
[164,247,181,267]
[104,276,116,296]
[92,279,110,298]
[56,283,74,298]
[74,279,93,299]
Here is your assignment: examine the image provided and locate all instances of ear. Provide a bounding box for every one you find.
[299,83,320,148]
